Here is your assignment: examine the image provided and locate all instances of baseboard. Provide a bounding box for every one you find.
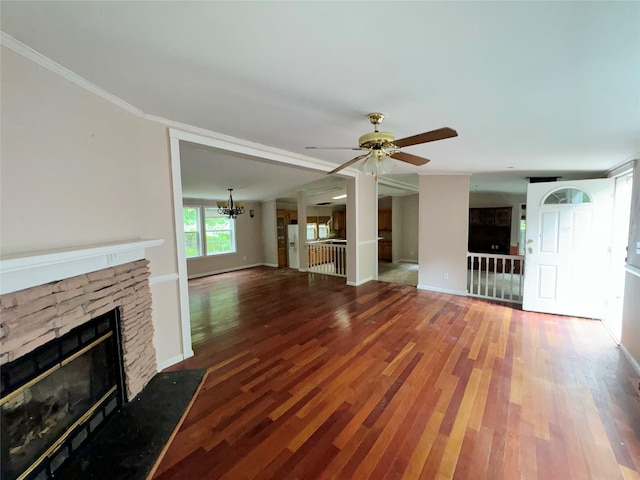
[346,276,374,287]
[157,353,187,372]
[619,343,640,377]
[417,284,468,296]
[187,263,264,279]
[600,319,621,346]
[262,263,279,268]
[396,259,418,264]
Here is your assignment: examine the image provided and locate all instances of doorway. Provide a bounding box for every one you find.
[168,129,357,360]
[522,177,634,323]
[522,179,615,318]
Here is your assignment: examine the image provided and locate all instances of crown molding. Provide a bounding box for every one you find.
[1,32,143,116]
[378,177,420,193]
[608,158,637,178]
[1,32,356,177]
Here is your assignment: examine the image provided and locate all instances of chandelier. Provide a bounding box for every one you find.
[217,188,245,219]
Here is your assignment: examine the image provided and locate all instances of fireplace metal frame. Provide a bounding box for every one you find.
[1,308,126,480]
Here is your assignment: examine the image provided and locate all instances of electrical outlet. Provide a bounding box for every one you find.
[443,272,449,280]
[243,256,247,260]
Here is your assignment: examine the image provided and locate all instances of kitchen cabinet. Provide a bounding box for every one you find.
[378,240,392,261]
[378,210,392,230]
[332,211,346,239]
[276,209,299,267]
[276,215,287,267]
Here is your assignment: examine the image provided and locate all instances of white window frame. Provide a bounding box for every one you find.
[307,223,317,241]
[183,204,237,258]
[204,208,236,256]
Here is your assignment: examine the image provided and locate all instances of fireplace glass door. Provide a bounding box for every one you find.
[1,309,124,480]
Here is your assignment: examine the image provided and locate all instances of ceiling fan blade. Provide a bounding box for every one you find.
[306,146,366,151]
[390,151,431,166]
[328,153,370,175]
[393,127,458,148]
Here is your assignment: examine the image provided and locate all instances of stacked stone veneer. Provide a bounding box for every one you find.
[0,259,157,399]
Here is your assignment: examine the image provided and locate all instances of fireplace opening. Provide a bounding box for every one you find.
[1,308,125,480]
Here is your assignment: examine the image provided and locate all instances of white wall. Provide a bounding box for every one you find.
[418,175,470,294]
[469,192,526,248]
[399,194,419,262]
[0,46,183,366]
[183,198,264,277]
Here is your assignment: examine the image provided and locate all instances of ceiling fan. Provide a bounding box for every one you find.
[306,113,458,176]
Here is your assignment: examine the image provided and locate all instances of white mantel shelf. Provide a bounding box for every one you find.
[0,239,164,295]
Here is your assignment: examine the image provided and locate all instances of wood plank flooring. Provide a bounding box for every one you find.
[155,267,640,479]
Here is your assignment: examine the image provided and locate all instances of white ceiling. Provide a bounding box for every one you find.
[2,1,639,197]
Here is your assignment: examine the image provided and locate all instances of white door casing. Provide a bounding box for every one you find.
[522,178,614,318]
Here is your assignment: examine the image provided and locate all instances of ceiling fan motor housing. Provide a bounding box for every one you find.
[358,131,395,150]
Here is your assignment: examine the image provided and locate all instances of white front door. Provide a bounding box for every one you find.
[522,178,614,318]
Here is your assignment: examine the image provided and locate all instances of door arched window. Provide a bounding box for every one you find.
[542,188,592,205]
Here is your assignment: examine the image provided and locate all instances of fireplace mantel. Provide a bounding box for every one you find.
[0,239,163,294]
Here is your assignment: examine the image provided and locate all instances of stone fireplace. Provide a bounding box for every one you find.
[0,241,162,479]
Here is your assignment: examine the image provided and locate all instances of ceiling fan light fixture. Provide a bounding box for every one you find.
[380,154,394,173]
[361,151,394,177]
[362,155,378,175]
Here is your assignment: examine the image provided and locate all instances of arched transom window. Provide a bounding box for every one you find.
[543,188,592,205]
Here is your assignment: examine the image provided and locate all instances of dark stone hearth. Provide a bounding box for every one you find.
[55,370,205,480]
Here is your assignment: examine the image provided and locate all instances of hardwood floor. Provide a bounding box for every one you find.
[155,267,640,479]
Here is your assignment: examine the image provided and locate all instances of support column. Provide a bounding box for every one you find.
[297,191,308,271]
[417,174,470,295]
[261,199,278,267]
[346,173,378,286]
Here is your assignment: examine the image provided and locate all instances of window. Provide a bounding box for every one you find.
[307,224,317,240]
[318,224,329,239]
[183,206,236,258]
[543,188,591,205]
[183,207,202,258]
[204,208,236,255]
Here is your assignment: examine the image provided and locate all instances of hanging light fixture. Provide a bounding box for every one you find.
[217,188,245,218]
[361,148,394,180]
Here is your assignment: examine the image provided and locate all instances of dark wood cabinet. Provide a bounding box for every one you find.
[378,210,392,230]
[276,214,287,267]
[468,207,512,254]
[332,211,346,239]
[276,209,299,267]
[378,240,392,261]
